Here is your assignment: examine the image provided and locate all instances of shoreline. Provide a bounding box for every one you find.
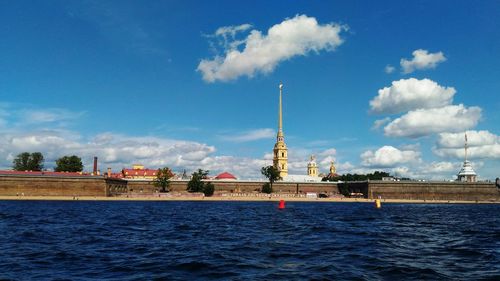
[0,195,498,204]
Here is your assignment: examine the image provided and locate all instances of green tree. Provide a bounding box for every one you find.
[322,171,391,182]
[186,169,215,196]
[54,155,83,172]
[153,167,174,192]
[261,182,272,194]
[261,165,281,192]
[13,152,44,171]
[187,169,209,193]
[203,182,215,196]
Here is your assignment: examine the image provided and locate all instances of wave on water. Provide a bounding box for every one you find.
[0,201,499,280]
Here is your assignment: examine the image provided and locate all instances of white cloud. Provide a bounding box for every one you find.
[219,128,275,142]
[215,23,253,37]
[197,14,347,82]
[384,104,482,138]
[400,49,447,74]
[433,130,500,159]
[369,78,456,114]
[421,161,457,174]
[437,130,499,148]
[361,145,421,168]
[372,117,391,130]
[384,65,395,74]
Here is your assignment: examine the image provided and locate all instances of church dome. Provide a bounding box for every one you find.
[215,172,237,180]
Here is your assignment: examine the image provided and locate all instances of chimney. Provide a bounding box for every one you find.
[107,167,112,177]
[93,157,98,175]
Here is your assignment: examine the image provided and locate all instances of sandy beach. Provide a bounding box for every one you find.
[0,195,498,204]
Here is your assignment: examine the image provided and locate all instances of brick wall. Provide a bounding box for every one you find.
[0,175,110,196]
[367,181,499,201]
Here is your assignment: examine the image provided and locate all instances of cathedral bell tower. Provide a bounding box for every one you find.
[273,82,288,178]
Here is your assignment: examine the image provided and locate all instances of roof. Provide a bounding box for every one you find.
[215,172,237,180]
[122,168,158,178]
[457,161,477,176]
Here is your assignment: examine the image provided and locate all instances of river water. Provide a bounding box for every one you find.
[0,201,499,280]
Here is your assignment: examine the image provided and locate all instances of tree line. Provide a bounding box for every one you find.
[153,168,215,196]
[12,152,83,172]
[322,171,391,182]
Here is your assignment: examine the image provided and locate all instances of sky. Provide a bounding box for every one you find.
[1,0,499,180]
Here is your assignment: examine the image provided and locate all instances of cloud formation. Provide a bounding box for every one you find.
[433,130,500,159]
[361,145,421,168]
[218,128,275,142]
[400,49,446,74]
[383,104,482,138]
[369,78,456,114]
[198,15,347,82]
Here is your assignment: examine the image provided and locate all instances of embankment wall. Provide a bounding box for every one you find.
[367,181,499,201]
[0,175,126,196]
[1,174,499,202]
[124,180,339,195]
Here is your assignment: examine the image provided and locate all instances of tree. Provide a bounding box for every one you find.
[261,182,272,194]
[204,182,215,196]
[187,169,209,193]
[187,169,215,196]
[261,165,281,192]
[322,171,392,182]
[54,155,83,172]
[13,152,44,171]
[153,167,174,192]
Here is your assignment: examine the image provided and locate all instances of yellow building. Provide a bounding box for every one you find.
[273,82,288,178]
[307,155,319,177]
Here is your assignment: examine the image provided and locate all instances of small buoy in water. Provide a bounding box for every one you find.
[278,199,285,209]
[375,199,381,209]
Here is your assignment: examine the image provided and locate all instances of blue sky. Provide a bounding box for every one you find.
[1,0,499,180]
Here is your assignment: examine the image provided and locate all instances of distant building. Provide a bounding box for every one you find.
[119,164,159,180]
[457,132,477,182]
[214,172,237,180]
[273,82,288,178]
[327,161,338,178]
[307,155,319,177]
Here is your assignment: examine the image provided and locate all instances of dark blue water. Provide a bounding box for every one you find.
[0,201,499,280]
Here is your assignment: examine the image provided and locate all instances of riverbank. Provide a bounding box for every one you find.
[0,195,498,204]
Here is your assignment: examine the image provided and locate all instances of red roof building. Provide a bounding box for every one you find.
[119,164,158,179]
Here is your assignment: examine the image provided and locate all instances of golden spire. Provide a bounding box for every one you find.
[273,81,288,178]
[278,82,283,137]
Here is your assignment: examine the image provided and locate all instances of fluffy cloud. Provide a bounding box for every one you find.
[369,78,456,114]
[433,130,500,159]
[400,49,447,74]
[218,128,275,142]
[197,15,347,82]
[437,130,499,148]
[384,104,482,138]
[361,145,421,168]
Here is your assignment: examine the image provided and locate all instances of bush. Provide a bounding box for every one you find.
[203,182,215,196]
[262,183,272,194]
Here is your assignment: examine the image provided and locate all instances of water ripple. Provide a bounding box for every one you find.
[0,201,499,280]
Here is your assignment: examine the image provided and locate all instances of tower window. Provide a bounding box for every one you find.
[282,152,285,157]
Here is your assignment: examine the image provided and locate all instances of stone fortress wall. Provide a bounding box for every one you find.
[367,180,499,201]
[0,174,125,197]
[0,174,499,202]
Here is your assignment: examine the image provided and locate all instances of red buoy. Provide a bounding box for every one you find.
[278,199,285,209]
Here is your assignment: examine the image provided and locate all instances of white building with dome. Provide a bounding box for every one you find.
[457,133,477,182]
